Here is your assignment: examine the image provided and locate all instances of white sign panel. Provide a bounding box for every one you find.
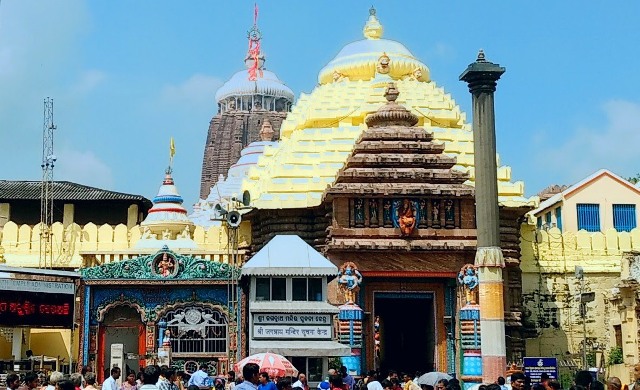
[253,324,332,340]
[254,313,331,325]
[0,279,74,294]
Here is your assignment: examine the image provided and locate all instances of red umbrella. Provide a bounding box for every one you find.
[234,352,298,378]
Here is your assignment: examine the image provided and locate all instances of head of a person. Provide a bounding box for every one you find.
[81,366,92,376]
[436,380,448,390]
[607,378,622,390]
[25,372,41,389]
[165,369,177,382]
[50,372,64,387]
[330,377,344,389]
[540,374,550,384]
[368,371,377,381]
[143,366,160,386]
[111,367,121,380]
[340,366,348,377]
[634,365,640,383]
[547,380,561,390]
[70,373,83,388]
[199,364,208,373]
[259,372,270,385]
[57,379,75,390]
[243,363,260,385]
[575,371,593,389]
[402,374,411,383]
[381,380,393,390]
[486,385,502,390]
[388,371,398,380]
[228,371,236,381]
[84,373,96,386]
[277,379,292,390]
[511,373,526,390]
[328,369,337,377]
[497,377,506,386]
[297,373,306,383]
[123,372,135,385]
[6,373,21,390]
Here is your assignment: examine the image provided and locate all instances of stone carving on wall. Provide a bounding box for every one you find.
[354,199,365,227]
[458,264,479,305]
[445,200,455,228]
[81,245,238,280]
[383,200,393,227]
[376,53,390,74]
[369,199,378,226]
[432,200,441,228]
[338,262,363,304]
[397,199,417,236]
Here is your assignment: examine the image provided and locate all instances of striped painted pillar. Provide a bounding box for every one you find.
[460,51,507,384]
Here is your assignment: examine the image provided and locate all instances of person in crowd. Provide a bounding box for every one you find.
[121,372,138,390]
[401,374,419,390]
[45,373,64,390]
[435,380,448,390]
[631,365,640,390]
[381,381,392,390]
[293,373,309,390]
[575,371,593,390]
[84,373,98,390]
[607,378,622,390]
[532,374,549,390]
[104,368,121,390]
[366,371,382,390]
[140,366,161,390]
[158,368,178,390]
[318,370,337,390]
[486,384,501,390]
[497,377,508,390]
[447,379,461,390]
[7,374,21,390]
[511,373,526,390]
[23,372,41,390]
[276,380,292,390]
[235,363,260,390]
[258,373,277,390]
[340,367,354,390]
[330,377,348,390]
[188,365,209,388]
[69,373,83,390]
[227,372,236,390]
[57,379,75,390]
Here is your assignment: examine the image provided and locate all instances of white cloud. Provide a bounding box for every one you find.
[431,42,456,61]
[70,69,107,95]
[534,99,640,182]
[54,147,114,189]
[160,74,223,109]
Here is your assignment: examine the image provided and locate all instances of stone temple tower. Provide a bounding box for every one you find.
[199,8,294,199]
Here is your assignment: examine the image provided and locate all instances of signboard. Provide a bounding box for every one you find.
[0,289,75,328]
[254,313,331,325]
[253,324,332,340]
[0,279,74,294]
[523,357,558,381]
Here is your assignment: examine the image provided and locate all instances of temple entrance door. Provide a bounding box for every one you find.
[99,306,144,381]
[374,292,435,375]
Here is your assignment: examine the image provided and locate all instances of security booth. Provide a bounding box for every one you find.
[242,235,350,385]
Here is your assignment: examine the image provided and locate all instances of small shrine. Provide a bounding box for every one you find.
[457,264,481,389]
[241,235,349,385]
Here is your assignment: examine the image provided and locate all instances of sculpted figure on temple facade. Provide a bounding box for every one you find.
[354,198,365,226]
[397,198,417,236]
[141,226,157,240]
[432,200,441,227]
[332,70,347,82]
[162,329,171,347]
[338,262,363,304]
[369,198,378,225]
[402,67,424,81]
[445,200,455,227]
[179,226,191,239]
[157,252,176,277]
[458,264,479,305]
[377,53,391,74]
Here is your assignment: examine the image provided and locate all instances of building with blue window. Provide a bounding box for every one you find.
[531,169,640,233]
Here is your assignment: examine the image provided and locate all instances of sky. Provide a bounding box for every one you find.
[1,1,639,207]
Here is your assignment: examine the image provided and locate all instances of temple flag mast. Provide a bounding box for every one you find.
[460,50,507,382]
[169,137,176,172]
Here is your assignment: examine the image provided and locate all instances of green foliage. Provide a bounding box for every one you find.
[586,352,596,368]
[608,346,624,366]
[627,174,640,184]
[329,357,342,370]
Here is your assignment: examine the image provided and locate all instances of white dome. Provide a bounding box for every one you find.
[214,69,294,103]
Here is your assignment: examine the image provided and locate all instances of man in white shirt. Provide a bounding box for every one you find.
[140,366,161,390]
[367,371,383,390]
[103,367,121,390]
[188,365,210,388]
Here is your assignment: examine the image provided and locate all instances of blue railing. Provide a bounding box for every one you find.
[613,204,637,232]
[577,203,600,232]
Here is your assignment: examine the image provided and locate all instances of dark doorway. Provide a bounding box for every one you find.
[374,292,435,375]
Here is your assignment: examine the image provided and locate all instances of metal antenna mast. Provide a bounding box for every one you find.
[40,97,56,269]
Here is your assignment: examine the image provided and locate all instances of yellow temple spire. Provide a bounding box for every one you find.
[363,6,383,39]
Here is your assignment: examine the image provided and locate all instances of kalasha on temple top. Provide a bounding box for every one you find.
[240,8,535,210]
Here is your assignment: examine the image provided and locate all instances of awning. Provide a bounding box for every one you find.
[249,340,351,357]
[250,301,339,314]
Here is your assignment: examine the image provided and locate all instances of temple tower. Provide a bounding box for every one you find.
[460,50,507,382]
[199,7,294,199]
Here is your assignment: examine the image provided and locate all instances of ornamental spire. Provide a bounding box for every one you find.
[363,6,383,39]
[245,3,265,80]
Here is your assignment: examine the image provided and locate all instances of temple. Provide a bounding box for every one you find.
[238,8,535,372]
[199,7,294,199]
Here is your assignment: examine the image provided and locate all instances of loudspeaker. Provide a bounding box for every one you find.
[227,211,241,228]
[214,204,228,216]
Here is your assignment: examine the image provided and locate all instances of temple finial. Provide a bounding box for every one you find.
[363,6,383,39]
[477,49,487,62]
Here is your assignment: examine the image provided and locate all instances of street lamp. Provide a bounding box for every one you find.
[575,266,595,370]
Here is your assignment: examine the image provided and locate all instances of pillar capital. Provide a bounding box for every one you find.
[459,50,505,94]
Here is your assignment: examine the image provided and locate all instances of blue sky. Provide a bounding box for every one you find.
[1,1,639,207]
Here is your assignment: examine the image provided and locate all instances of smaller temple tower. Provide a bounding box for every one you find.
[200,6,294,199]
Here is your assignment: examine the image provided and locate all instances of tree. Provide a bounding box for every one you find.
[627,174,640,184]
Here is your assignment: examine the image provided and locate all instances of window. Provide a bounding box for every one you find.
[555,207,563,231]
[255,278,286,301]
[576,204,600,232]
[614,324,623,348]
[292,278,324,301]
[537,217,542,229]
[545,212,551,226]
[290,357,323,382]
[161,305,227,355]
[613,204,637,232]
